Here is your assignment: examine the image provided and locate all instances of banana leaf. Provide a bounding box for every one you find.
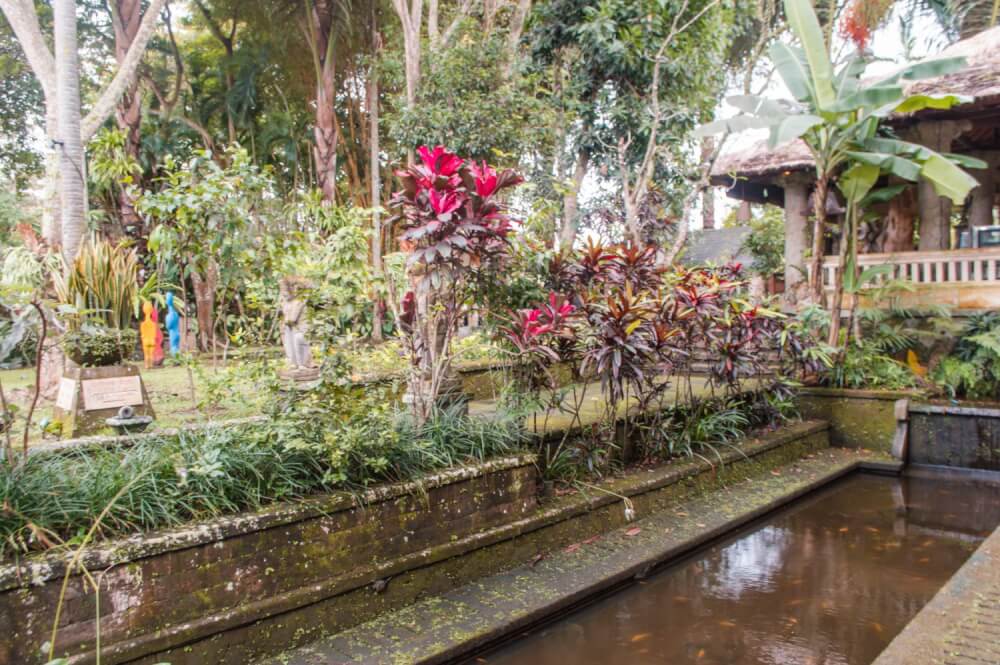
[921,153,979,203]
[770,42,814,103]
[782,0,835,109]
[768,114,823,148]
[845,151,922,181]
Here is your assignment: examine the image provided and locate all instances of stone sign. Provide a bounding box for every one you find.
[55,378,76,411]
[52,364,155,438]
[81,375,144,411]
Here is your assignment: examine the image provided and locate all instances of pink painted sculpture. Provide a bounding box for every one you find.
[151,305,165,366]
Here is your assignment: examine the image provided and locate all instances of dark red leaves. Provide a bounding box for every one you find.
[390,145,521,283]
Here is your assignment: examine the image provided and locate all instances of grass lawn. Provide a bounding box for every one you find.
[1,359,265,447]
[0,334,500,447]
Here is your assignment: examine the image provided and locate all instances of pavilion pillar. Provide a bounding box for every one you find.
[781,178,810,292]
[969,151,998,228]
[914,120,971,250]
[736,200,752,224]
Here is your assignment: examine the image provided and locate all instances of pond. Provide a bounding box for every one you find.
[477,470,1000,665]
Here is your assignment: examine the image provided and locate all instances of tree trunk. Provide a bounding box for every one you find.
[191,263,218,352]
[878,187,917,252]
[369,1,384,342]
[54,0,87,262]
[825,231,848,346]
[310,0,339,203]
[113,0,145,246]
[700,136,716,230]
[313,63,339,202]
[808,176,829,304]
[503,0,532,78]
[560,149,589,251]
[391,0,422,164]
[81,0,168,141]
[41,110,61,248]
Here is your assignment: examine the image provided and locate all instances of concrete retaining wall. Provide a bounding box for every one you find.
[909,403,1000,471]
[797,388,919,453]
[0,457,537,665]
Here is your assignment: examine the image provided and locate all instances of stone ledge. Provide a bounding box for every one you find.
[0,454,537,591]
[873,523,1000,665]
[799,386,925,400]
[136,420,834,664]
[910,401,1000,418]
[265,447,870,665]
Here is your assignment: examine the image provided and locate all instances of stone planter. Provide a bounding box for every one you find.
[52,363,155,438]
[0,455,536,665]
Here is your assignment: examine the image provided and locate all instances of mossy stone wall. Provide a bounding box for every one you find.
[797,388,915,454]
[137,423,830,665]
[0,458,536,665]
[909,403,1000,470]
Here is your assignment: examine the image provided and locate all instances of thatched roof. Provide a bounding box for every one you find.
[711,26,1000,186]
[711,138,813,184]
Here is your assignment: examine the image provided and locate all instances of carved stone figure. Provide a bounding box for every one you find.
[139,301,158,369]
[279,277,314,370]
[165,292,181,356]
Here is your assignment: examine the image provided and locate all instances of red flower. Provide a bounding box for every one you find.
[428,189,464,216]
[523,309,554,338]
[548,292,575,318]
[417,145,463,177]
[470,161,499,198]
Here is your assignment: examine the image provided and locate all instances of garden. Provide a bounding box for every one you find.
[1,0,1000,663]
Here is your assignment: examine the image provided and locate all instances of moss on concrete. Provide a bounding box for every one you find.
[797,389,905,453]
[133,423,832,665]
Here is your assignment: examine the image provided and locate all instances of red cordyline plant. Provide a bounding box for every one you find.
[392,146,522,296]
[499,242,812,471]
[389,145,522,423]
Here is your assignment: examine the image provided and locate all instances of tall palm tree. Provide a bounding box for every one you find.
[54,0,86,262]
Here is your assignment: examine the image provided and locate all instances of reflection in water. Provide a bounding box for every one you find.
[480,472,1000,665]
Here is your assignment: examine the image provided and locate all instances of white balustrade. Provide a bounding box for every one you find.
[810,248,1000,290]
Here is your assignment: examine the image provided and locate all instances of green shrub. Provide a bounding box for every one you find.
[826,343,918,390]
[932,313,1000,400]
[61,325,137,366]
[0,357,528,558]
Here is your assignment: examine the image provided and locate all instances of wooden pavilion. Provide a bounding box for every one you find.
[710,27,1000,310]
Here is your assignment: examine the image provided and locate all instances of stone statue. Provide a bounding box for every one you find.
[279,277,314,370]
[140,301,158,369]
[165,292,181,356]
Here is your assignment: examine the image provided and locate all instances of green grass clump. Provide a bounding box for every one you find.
[0,400,527,559]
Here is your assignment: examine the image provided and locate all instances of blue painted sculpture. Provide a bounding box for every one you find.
[165,292,181,356]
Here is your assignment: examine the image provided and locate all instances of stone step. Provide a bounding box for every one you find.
[873,517,1000,665]
[262,447,884,665]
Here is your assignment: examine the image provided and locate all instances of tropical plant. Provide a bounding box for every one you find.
[141,146,274,351]
[698,0,984,346]
[932,312,1000,400]
[500,242,816,480]
[50,236,140,330]
[295,205,380,341]
[388,145,522,423]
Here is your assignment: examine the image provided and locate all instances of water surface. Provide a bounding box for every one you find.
[479,471,1000,665]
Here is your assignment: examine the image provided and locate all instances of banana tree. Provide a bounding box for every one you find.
[698,0,984,346]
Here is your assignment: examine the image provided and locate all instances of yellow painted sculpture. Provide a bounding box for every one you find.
[140,301,158,369]
[907,349,928,378]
